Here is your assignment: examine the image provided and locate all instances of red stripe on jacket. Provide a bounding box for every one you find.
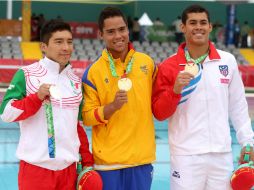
[12,93,43,121]
[77,122,94,167]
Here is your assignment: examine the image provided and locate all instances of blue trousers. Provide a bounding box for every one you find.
[97,164,153,190]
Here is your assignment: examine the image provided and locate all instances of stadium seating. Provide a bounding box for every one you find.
[0,37,22,59]
[0,36,251,65]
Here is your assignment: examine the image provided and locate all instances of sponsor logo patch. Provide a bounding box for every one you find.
[172,171,180,178]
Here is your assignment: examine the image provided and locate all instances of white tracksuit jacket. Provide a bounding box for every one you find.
[152,42,254,155]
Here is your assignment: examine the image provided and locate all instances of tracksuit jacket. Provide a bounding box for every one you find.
[0,57,93,170]
[152,42,254,155]
[82,45,157,170]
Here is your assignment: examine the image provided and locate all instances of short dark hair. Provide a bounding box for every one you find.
[40,19,72,44]
[98,6,127,32]
[181,4,210,24]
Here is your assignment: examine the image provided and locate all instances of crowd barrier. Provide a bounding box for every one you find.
[0,59,254,88]
[239,65,254,88]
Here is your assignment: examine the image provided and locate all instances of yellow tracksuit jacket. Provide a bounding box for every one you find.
[82,47,157,170]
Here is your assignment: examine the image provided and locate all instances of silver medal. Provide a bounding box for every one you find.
[49,86,61,100]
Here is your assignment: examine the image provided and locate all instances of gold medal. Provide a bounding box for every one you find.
[49,86,61,99]
[184,62,199,76]
[118,78,132,91]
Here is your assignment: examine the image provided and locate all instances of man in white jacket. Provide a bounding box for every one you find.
[152,4,254,190]
[0,20,94,190]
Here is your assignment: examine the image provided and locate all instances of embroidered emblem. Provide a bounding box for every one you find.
[172,171,180,178]
[74,82,79,89]
[104,78,109,83]
[70,81,79,95]
[220,78,230,84]
[219,65,228,77]
[140,65,148,75]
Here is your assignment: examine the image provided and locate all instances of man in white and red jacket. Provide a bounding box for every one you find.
[152,4,254,190]
[0,20,94,190]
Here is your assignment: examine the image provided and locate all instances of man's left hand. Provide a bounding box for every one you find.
[239,145,254,164]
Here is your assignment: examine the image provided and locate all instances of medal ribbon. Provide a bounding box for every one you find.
[45,100,56,158]
[106,50,134,78]
[185,50,209,64]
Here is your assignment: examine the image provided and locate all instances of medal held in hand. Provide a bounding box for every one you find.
[49,85,61,100]
[106,50,134,91]
[184,48,208,76]
[184,62,199,76]
[118,77,132,91]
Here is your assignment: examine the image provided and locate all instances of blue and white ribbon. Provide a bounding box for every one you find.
[178,63,202,105]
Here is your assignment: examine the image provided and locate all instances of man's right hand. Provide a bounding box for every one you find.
[104,90,128,120]
[173,72,194,94]
[111,90,128,110]
[37,84,51,101]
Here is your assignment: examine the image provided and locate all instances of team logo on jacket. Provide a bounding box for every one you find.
[140,65,148,75]
[70,81,80,95]
[219,65,228,77]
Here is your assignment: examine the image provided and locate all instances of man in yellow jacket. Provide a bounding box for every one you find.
[82,6,157,190]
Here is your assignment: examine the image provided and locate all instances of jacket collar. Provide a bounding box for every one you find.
[40,56,71,74]
[176,41,221,65]
[102,43,135,66]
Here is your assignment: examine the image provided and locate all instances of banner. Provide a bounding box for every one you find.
[239,65,254,87]
[0,19,22,36]
[1,59,253,87]
[69,22,99,39]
